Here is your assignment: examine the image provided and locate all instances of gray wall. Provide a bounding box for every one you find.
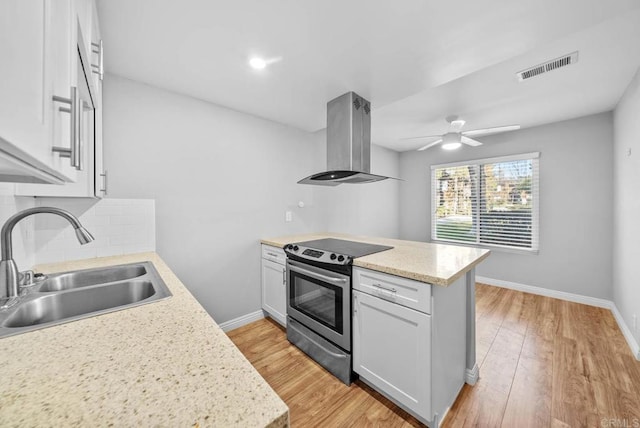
[399,113,614,300]
[613,67,640,345]
[103,74,400,323]
[313,130,401,238]
[104,75,323,323]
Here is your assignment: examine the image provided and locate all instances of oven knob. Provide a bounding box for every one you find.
[330,253,337,260]
[293,245,299,251]
[286,244,293,250]
[337,255,345,262]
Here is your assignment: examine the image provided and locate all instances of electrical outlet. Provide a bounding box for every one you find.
[285,211,292,222]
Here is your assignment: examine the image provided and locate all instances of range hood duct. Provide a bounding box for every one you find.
[298,92,394,186]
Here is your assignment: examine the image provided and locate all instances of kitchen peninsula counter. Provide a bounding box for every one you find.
[261,233,490,286]
[0,253,288,427]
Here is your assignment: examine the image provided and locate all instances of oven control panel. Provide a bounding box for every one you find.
[284,244,351,265]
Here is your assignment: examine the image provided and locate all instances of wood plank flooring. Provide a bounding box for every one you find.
[227,284,640,427]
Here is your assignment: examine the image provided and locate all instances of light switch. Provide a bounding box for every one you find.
[285,211,292,222]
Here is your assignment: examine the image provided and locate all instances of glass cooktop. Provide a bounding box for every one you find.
[294,238,393,258]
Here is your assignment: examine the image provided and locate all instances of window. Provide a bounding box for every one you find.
[431,152,539,252]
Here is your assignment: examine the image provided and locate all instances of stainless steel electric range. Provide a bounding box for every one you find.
[283,238,393,385]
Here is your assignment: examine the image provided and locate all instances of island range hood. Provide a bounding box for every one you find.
[298,92,393,186]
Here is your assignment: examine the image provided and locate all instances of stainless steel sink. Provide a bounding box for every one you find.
[39,265,147,292]
[0,262,171,338]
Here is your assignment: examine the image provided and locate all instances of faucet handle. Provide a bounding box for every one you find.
[18,270,47,296]
[19,270,35,287]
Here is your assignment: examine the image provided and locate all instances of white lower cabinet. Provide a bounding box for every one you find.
[353,289,431,419]
[261,245,287,326]
[353,267,467,428]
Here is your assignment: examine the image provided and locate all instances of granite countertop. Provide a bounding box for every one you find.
[261,233,490,286]
[0,252,288,427]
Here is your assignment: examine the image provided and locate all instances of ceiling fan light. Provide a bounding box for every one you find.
[442,142,462,150]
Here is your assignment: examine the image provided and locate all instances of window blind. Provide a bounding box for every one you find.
[431,153,539,252]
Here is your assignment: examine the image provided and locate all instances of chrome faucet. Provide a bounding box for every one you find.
[0,207,94,308]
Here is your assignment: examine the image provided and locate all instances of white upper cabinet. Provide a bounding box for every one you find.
[0,0,79,184]
[14,0,105,197]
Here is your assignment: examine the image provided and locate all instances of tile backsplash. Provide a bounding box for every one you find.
[34,198,156,265]
[0,184,36,269]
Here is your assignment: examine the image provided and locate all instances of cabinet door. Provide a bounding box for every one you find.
[0,1,80,181]
[353,289,432,420]
[261,259,287,326]
[0,1,50,163]
[91,3,105,197]
[16,44,96,197]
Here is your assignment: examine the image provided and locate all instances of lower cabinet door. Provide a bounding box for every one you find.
[261,258,286,326]
[353,289,432,420]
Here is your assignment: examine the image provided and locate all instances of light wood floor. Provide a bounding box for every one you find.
[227,284,640,427]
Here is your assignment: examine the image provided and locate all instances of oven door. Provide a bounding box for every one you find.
[286,259,351,351]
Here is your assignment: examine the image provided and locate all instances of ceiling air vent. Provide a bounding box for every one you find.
[516,51,579,82]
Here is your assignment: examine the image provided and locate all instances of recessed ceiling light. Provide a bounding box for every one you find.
[249,57,267,70]
[442,142,462,150]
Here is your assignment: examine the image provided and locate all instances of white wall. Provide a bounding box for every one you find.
[103,75,324,323]
[399,113,614,300]
[613,68,640,345]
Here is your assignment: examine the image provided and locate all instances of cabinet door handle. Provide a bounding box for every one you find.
[100,170,108,195]
[52,87,80,169]
[91,40,104,81]
[282,268,286,285]
[77,101,83,171]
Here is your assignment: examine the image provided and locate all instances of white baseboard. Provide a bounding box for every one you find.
[465,363,479,385]
[476,276,640,361]
[475,276,611,308]
[610,304,640,360]
[219,310,265,332]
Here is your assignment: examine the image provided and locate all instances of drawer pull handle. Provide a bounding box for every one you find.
[373,283,397,301]
[373,283,396,293]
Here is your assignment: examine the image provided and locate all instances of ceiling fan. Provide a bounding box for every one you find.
[403,115,520,151]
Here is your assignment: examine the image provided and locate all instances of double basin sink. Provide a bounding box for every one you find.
[0,261,172,338]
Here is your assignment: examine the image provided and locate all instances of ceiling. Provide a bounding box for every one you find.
[97,0,640,152]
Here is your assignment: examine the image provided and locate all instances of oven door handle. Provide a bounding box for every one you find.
[288,260,348,284]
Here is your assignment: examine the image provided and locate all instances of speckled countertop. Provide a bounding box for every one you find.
[261,233,490,286]
[0,252,288,427]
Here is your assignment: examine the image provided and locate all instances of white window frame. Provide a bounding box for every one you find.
[430,152,540,254]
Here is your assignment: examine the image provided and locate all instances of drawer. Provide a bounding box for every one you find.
[261,244,286,265]
[353,267,431,314]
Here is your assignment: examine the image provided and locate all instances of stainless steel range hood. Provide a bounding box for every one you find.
[298,92,393,186]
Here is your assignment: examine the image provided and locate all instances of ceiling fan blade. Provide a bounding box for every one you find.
[461,136,482,147]
[449,119,466,132]
[462,125,520,137]
[401,135,443,141]
[417,139,443,151]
